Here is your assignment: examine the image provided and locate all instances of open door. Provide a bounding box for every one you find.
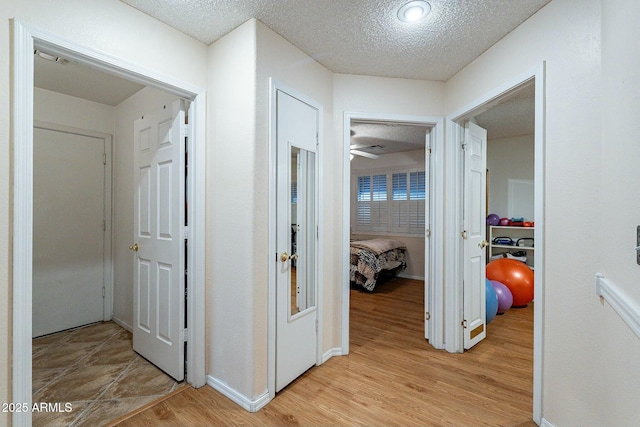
[275,90,319,392]
[462,121,488,349]
[132,100,186,381]
[424,130,431,340]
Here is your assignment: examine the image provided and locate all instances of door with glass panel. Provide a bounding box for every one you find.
[275,90,319,392]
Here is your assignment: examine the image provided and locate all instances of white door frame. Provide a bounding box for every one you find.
[444,63,545,424]
[12,20,207,427]
[341,112,445,353]
[268,79,324,401]
[33,121,114,329]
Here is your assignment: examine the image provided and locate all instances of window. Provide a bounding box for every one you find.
[356,174,388,232]
[354,169,426,235]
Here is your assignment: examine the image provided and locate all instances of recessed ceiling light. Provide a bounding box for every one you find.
[397,1,431,23]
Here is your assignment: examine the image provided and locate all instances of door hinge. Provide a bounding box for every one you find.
[184,226,189,239]
[426,147,432,155]
[181,328,188,342]
[462,319,468,328]
[425,312,431,320]
[182,124,189,135]
[102,286,105,298]
[103,220,106,232]
[425,228,431,238]
[102,152,107,165]
[315,319,318,333]
[461,143,467,150]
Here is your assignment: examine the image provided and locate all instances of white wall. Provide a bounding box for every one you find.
[1,1,208,421]
[446,0,639,424]
[112,87,181,329]
[255,19,335,392]
[34,88,115,134]
[596,0,640,425]
[487,135,534,218]
[206,18,335,403]
[351,149,427,279]
[207,19,259,401]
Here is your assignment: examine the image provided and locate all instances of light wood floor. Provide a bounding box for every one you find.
[113,277,535,427]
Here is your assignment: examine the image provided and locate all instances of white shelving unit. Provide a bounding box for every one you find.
[488,225,534,268]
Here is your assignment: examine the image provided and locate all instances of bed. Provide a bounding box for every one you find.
[350,238,407,291]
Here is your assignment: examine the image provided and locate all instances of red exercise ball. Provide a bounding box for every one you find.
[486,258,534,306]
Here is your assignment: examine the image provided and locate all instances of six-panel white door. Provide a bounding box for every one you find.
[463,121,488,349]
[133,100,186,381]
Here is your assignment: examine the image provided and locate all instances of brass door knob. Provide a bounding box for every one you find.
[129,243,139,252]
[479,240,489,249]
[280,252,299,262]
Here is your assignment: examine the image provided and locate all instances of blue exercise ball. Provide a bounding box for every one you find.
[485,278,499,324]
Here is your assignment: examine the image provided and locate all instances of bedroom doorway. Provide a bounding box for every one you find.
[341,113,445,353]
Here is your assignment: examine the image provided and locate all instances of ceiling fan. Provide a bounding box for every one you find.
[350,144,380,160]
[349,130,380,159]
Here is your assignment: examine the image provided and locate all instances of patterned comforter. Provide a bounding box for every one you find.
[350,238,407,291]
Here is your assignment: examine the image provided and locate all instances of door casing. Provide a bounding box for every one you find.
[341,112,445,352]
[11,20,207,427]
[445,63,546,424]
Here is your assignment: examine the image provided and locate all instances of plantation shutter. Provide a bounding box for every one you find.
[390,173,408,232]
[409,171,426,233]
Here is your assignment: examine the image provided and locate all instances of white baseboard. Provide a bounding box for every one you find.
[206,375,270,413]
[111,316,132,332]
[397,273,425,281]
[321,347,344,364]
[540,417,554,427]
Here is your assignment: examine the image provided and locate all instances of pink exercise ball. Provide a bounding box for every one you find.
[490,280,513,314]
[486,258,534,307]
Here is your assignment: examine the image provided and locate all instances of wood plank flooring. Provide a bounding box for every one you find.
[113,277,535,427]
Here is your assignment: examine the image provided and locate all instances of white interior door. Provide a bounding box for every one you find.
[463,121,488,349]
[276,90,319,392]
[33,127,107,337]
[133,100,186,381]
[424,131,431,340]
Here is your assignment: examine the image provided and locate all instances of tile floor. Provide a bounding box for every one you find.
[32,321,183,427]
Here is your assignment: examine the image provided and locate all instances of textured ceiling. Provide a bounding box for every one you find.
[33,0,541,145]
[120,0,552,81]
[351,121,429,156]
[475,83,535,140]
